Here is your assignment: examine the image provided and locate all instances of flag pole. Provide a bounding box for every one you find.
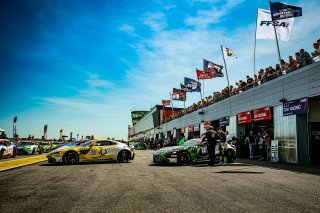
[184,91,186,115]
[269,1,283,71]
[162,102,166,120]
[269,1,284,100]
[169,92,174,115]
[253,8,258,109]
[220,45,232,97]
[202,79,205,108]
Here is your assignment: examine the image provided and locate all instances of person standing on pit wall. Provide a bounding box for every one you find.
[201,126,217,166]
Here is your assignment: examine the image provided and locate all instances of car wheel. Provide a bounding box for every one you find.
[226,149,236,163]
[32,148,35,155]
[177,151,191,166]
[12,149,17,158]
[63,152,79,165]
[117,151,130,163]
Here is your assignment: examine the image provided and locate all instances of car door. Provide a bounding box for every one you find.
[87,141,117,160]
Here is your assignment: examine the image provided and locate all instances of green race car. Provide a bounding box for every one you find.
[153,138,236,165]
[16,141,42,155]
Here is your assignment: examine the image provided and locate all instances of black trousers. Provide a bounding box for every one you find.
[207,143,216,165]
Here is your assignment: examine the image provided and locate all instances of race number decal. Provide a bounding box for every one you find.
[90,148,97,155]
[99,148,108,156]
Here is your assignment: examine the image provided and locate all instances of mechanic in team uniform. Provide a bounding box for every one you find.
[201,126,217,166]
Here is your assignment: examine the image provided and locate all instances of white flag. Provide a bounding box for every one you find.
[256,8,294,42]
[223,47,238,58]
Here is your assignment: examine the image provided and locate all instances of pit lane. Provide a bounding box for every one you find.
[1,150,320,213]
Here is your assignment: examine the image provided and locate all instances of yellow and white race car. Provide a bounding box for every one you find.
[46,139,134,164]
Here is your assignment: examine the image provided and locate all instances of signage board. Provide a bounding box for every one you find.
[219,116,229,127]
[188,125,194,133]
[253,107,272,122]
[181,127,186,133]
[283,97,308,116]
[194,124,200,131]
[238,111,252,124]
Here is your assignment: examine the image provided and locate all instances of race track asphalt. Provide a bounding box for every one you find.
[1,150,320,213]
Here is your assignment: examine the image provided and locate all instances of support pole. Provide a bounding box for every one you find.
[221,45,232,97]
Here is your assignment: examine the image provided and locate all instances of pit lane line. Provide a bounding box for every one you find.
[0,155,47,172]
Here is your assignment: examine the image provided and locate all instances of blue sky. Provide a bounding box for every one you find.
[1,0,319,140]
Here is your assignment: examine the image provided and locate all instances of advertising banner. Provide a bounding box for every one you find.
[203,59,224,77]
[131,111,148,125]
[283,97,308,116]
[238,111,252,124]
[219,116,230,127]
[256,8,294,42]
[196,69,212,80]
[194,124,200,132]
[188,125,194,133]
[184,77,201,92]
[310,122,320,164]
[253,106,272,122]
[181,127,186,134]
[162,100,171,106]
[270,2,302,21]
[172,88,186,101]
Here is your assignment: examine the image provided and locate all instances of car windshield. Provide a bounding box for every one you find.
[80,141,92,147]
[184,139,200,147]
[20,141,34,146]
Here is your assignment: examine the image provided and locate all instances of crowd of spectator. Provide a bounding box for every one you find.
[163,38,320,123]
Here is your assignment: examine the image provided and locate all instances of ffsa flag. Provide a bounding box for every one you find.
[203,59,224,77]
[162,100,171,106]
[256,8,294,42]
[172,88,186,101]
[184,77,201,92]
[270,2,302,21]
[196,69,212,80]
[223,47,238,59]
[180,83,192,92]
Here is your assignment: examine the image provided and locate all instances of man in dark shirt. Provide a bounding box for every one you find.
[246,75,254,87]
[201,126,217,165]
[239,80,247,91]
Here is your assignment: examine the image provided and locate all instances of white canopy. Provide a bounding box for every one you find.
[0,128,6,132]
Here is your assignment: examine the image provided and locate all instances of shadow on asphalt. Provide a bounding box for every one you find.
[39,161,132,166]
[214,171,265,174]
[148,163,180,167]
[237,158,320,175]
[148,161,254,167]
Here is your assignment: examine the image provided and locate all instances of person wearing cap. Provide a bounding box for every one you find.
[201,126,217,166]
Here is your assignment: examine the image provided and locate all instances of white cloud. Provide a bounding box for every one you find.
[85,72,113,89]
[185,0,246,28]
[119,24,136,36]
[141,12,167,32]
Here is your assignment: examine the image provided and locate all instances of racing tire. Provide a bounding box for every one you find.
[177,151,191,166]
[63,151,79,165]
[117,151,130,163]
[226,149,236,163]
